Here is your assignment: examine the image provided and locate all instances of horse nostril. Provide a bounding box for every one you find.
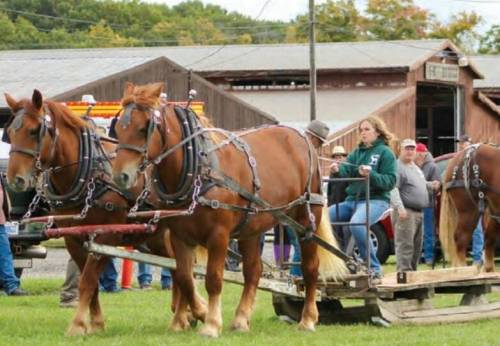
[119,173,129,186]
[15,175,26,188]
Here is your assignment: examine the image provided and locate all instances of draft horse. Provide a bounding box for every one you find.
[111,82,346,337]
[440,143,500,272]
[4,90,178,336]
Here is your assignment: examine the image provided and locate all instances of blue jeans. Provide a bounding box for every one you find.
[0,225,20,294]
[329,200,389,275]
[99,258,119,292]
[287,227,302,277]
[472,218,484,264]
[422,207,435,263]
[138,262,152,286]
[138,263,172,288]
[161,268,172,289]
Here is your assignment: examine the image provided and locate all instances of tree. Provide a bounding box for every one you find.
[365,0,431,40]
[293,0,363,42]
[479,25,500,54]
[15,16,43,48]
[0,12,17,48]
[429,12,482,52]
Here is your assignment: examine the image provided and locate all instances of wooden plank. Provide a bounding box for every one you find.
[392,266,479,285]
[86,242,311,299]
[377,276,500,293]
[378,300,500,325]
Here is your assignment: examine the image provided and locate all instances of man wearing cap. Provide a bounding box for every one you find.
[280,120,330,277]
[305,120,329,149]
[415,143,441,265]
[327,145,350,249]
[390,139,439,272]
[327,146,348,206]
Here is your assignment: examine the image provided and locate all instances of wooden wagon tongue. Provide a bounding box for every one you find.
[44,224,157,238]
[23,209,190,239]
[22,209,189,225]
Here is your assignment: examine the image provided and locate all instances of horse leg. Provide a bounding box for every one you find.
[169,235,207,332]
[453,214,479,267]
[66,255,109,336]
[483,219,497,272]
[231,236,262,332]
[297,239,319,331]
[199,226,229,338]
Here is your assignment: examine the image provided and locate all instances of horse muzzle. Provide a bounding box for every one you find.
[8,175,30,192]
[113,170,137,190]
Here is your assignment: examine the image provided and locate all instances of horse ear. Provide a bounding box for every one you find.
[4,93,18,110]
[123,82,135,97]
[32,89,43,111]
[150,82,164,98]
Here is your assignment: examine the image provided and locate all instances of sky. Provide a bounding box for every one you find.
[146,0,499,31]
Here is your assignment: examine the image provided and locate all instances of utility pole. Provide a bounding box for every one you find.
[309,0,316,121]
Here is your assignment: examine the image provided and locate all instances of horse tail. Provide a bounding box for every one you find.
[194,246,208,266]
[439,187,459,265]
[164,228,208,265]
[316,207,348,281]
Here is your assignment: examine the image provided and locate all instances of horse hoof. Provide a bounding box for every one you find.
[298,321,315,332]
[230,320,250,332]
[89,322,105,334]
[170,318,190,332]
[66,323,88,337]
[199,326,220,338]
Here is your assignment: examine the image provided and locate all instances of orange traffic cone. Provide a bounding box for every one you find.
[121,246,134,289]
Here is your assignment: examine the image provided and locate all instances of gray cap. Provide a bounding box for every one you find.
[306,120,330,142]
[401,138,416,148]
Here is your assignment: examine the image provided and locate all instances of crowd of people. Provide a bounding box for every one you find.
[324,120,484,282]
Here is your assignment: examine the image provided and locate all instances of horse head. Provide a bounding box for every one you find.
[112,82,165,190]
[4,90,56,192]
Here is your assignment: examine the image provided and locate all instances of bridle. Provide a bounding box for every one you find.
[6,107,59,174]
[114,103,166,171]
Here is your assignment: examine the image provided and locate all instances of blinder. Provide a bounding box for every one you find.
[7,107,57,162]
[115,103,164,168]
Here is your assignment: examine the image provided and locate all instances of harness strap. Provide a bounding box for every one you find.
[205,170,325,237]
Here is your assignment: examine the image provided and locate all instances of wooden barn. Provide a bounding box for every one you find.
[0,39,498,156]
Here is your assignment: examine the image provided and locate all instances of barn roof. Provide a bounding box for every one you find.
[0,39,479,107]
[471,55,500,89]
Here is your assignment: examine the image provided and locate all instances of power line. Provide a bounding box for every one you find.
[254,0,272,21]
[182,0,274,70]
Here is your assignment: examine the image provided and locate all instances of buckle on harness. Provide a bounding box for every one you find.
[210,200,220,209]
[104,202,114,212]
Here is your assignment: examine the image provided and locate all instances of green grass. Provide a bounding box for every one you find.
[42,238,66,249]
[1,274,500,346]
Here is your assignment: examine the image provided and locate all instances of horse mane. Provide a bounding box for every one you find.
[45,100,88,130]
[122,84,159,109]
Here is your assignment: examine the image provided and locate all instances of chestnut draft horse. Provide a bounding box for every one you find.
[3,90,186,336]
[440,144,500,272]
[111,82,347,337]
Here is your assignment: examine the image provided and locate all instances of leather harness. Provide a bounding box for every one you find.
[445,144,500,223]
[118,104,325,239]
[8,107,136,216]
